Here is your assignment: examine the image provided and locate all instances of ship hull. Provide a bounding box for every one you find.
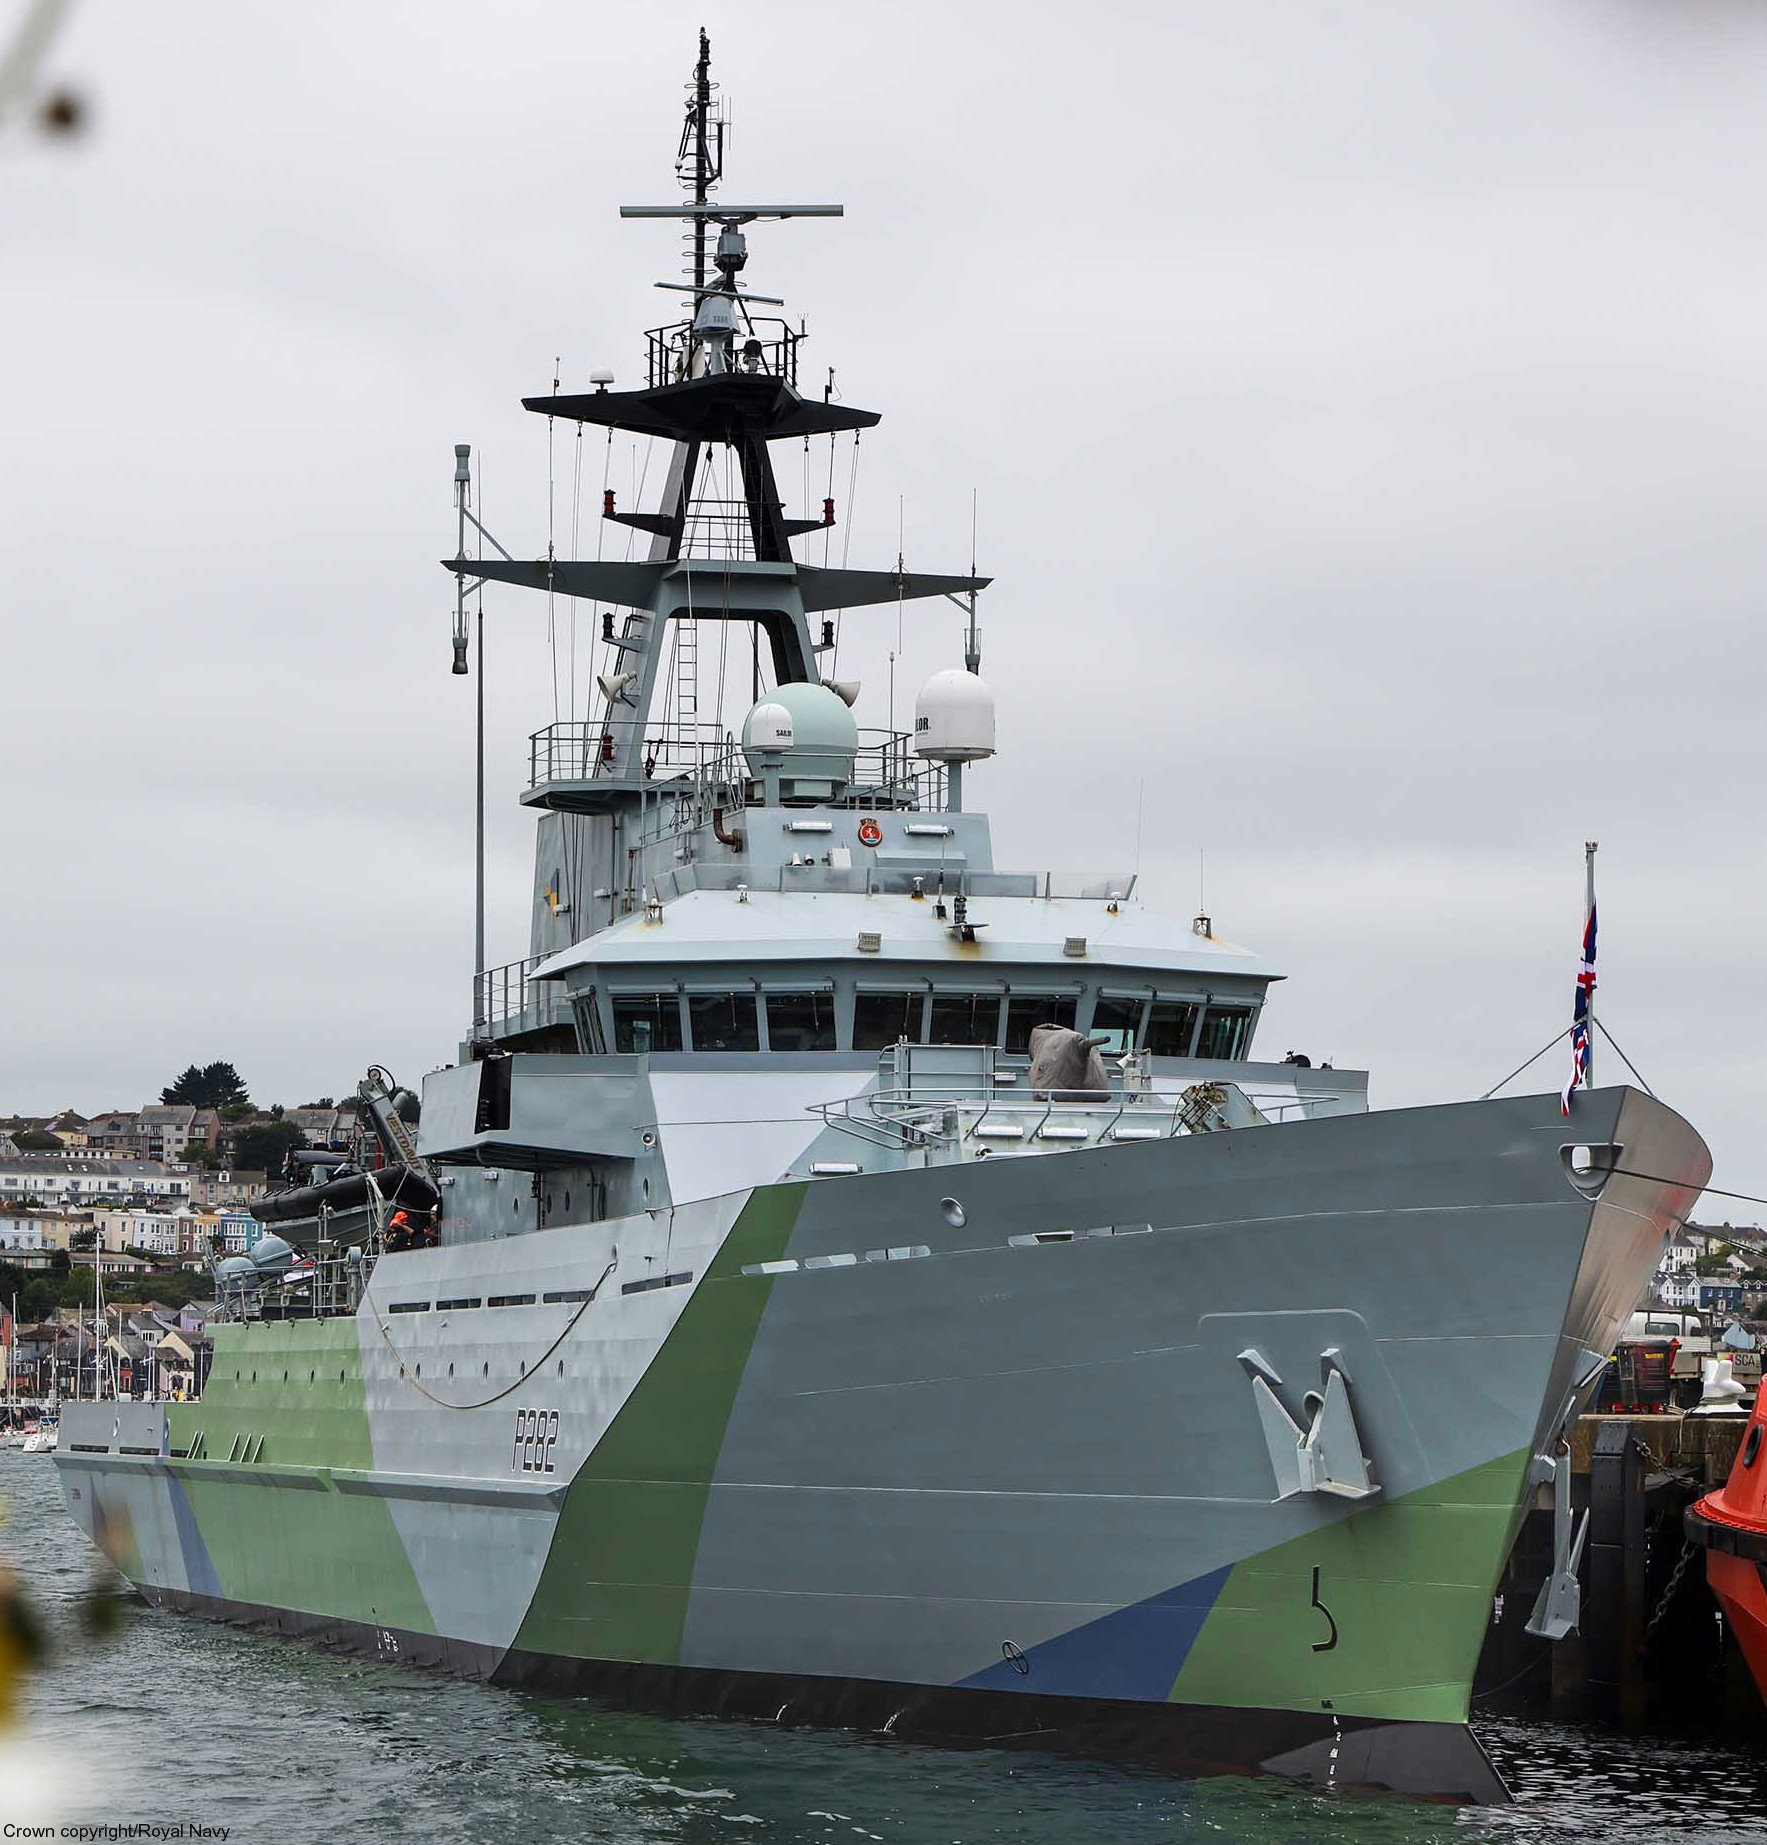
[53,1085,1707,1801]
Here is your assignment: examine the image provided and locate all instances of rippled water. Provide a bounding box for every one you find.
[3,1451,1766,1842]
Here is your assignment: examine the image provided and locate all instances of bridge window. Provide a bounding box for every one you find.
[766,990,837,1051]
[572,996,607,1055]
[1090,993,1145,1052]
[854,990,923,1051]
[1004,994,1077,1053]
[929,992,1003,1047]
[1145,1000,1201,1057]
[611,993,683,1053]
[688,992,761,1052]
[1196,1005,1253,1060]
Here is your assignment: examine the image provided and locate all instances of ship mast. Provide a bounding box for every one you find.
[443,35,989,801]
[680,27,723,296]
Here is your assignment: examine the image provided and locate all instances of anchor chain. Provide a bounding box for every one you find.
[1647,1538,1698,1637]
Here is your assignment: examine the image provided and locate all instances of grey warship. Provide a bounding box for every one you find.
[53,33,1711,1804]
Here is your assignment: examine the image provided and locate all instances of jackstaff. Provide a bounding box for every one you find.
[1562,840,1599,1115]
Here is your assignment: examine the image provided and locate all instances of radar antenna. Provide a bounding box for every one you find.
[677,27,724,295]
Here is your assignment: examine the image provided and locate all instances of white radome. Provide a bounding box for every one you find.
[913,668,997,762]
[744,700,795,753]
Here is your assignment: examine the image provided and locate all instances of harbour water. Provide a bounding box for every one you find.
[4,1451,1766,1842]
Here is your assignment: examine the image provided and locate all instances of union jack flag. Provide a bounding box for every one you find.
[1561,900,1598,1115]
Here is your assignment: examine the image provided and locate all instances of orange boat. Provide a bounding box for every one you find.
[1687,1392,1767,1695]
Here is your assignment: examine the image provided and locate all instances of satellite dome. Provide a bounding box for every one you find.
[914,668,996,762]
[742,681,861,795]
[744,700,795,753]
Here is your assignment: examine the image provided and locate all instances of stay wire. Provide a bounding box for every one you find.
[832,431,861,674]
[568,420,585,728]
[546,356,560,725]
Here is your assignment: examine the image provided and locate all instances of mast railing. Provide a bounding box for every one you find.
[644,316,801,390]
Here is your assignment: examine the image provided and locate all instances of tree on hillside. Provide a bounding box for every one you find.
[231,1120,305,1180]
[12,1129,62,1151]
[160,1061,252,1111]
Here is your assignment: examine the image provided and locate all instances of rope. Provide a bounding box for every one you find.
[363,1253,619,1412]
[1470,1642,1551,1705]
[1609,1168,1767,1209]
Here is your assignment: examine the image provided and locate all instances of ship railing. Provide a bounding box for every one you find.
[526,720,952,815]
[527,719,735,789]
[475,954,570,1037]
[213,1247,376,1324]
[811,1048,1361,1151]
[1239,1087,1358,1123]
[812,1086,1244,1152]
[644,316,801,390]
[637,864,1140,903]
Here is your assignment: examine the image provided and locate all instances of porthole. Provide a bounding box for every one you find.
[415,1363,422,1379]
[520,1361,527,1377]
[483,1361,490,1378]
[251,1371,257,1383]
[448,1363,455,1379]
[339,1370,345,1383]
[557,1360,565,1378]
[1746,1426,1763,1469]
[282,1371,288,1384]
[309,1370,315,1384]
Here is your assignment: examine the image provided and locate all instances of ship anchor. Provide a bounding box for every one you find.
[1237,1347,1380,1502]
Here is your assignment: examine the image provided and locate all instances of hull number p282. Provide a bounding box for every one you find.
[514,1406,560,1473]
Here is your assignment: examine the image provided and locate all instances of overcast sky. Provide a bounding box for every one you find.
[3,2,1763,1212]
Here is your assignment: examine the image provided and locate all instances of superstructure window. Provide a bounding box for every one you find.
[611,993,683,1053]
[1090,993,1145,1052]
[1004,995,1077,1053]
[929,992,1003,1047]
[765,991,837,1051]
[854,990,923,1051]
[1196,1005,1253,1061]
[573,996,608,1055]
[1145,1000,1201,1057]
[688,992,761,1052]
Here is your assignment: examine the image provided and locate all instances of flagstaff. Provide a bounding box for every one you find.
[1562,842,1599,1115]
